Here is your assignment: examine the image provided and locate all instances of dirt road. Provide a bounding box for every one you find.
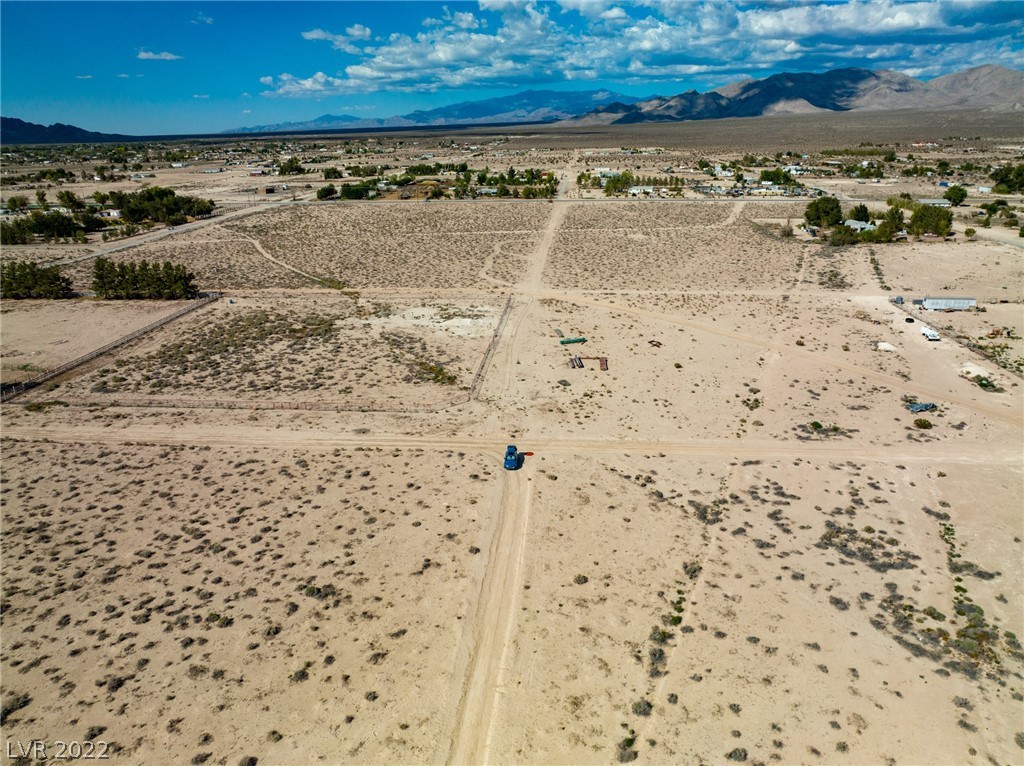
[3,424,1018,466]
[447,467,532,765]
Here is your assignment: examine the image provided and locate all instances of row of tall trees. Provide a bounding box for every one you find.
[92,257,198,299]
[0,261,74,298]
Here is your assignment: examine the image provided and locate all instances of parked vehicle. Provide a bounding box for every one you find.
[504,445,519,471]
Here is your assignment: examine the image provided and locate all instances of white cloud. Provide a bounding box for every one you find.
[450,10,480,29]
[117,73,130,78]
[192,94,210,99]
[137,49,183,60]
[739,0,946,39]
[242,109,252,114]
[264,0,1017,97]
[75,74,93,79]
[302,27,367,55]
[192,11,214,25]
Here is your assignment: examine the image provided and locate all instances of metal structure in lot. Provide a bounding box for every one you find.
[568,355,608,370]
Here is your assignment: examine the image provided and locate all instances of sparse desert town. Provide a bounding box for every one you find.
[1,3,1023,766]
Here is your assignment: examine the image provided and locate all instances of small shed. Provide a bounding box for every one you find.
[922,297,976,311]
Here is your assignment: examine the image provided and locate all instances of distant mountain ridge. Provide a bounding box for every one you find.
[564,65,1023,125]
[0,116,136,145]
[221,89,643,133]
[2,65,1021,144]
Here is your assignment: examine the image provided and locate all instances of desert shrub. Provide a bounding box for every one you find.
[632,699,653,717]
[914,418,933,429]
[0,692,31,725]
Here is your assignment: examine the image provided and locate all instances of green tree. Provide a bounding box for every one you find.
[278,157,305,176]
[5,195,29,212]
[0,219,33,245]
[989,162,1024,193]
[850,203,870,222]
[884,206,905,231]
[964,227,977,240]
[909,205,953,237]
[35,189,48,210]
[56,190,84,210]
[92,256,197,300]
[0,260,73,298]
[804,196,843,227]
[828,225,860,246]
[943,185,967,206]
[323,167,343,179]
[759,168,796,185]
[316,184,338,200]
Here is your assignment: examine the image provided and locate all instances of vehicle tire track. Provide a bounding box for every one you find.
[447,467,532,765]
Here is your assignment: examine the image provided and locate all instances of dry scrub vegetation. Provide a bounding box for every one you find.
[63,231,316,291]
[0,440,496,763]
[46,295,500,407]
[543,203,814,290]
[489,452,1022,765]
[225,203,553,289]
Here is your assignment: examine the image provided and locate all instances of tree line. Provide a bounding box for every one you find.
[0,257,199,300]
[0,261,74,298]
[91,257,198,299]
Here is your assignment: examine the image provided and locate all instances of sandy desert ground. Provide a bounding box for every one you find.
[2,129,1023,766]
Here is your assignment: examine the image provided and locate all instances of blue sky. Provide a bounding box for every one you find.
[1,0,1021,135]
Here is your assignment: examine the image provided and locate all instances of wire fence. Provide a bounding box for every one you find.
[469,292,514,400]
[0,294,221,403]
[33,395,471,413]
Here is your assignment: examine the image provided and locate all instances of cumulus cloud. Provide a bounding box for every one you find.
[137,49,183,60]
[302,25,371,55]
[261,0,1018,97]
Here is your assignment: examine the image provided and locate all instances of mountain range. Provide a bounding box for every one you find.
[220,89,643,133]
[2,65,1021,144]
[563,65,1023,125]
[0,117,137,145]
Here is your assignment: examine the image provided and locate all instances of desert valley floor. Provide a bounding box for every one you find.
[2,195,1023,765]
